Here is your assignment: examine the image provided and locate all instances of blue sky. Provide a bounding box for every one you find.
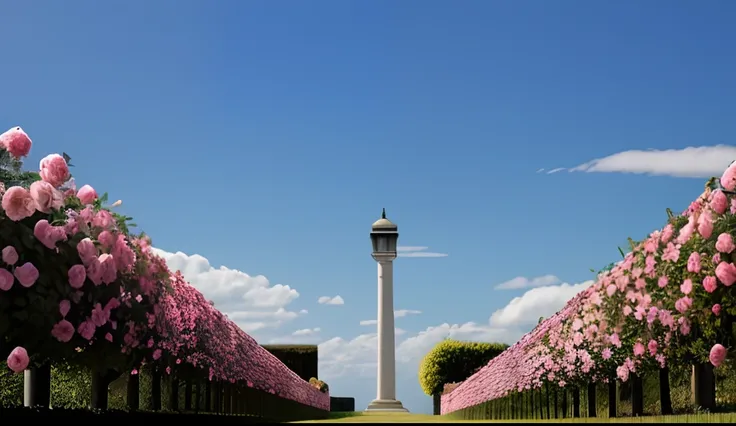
[3,0,736,414]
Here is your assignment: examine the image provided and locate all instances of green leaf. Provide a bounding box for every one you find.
[13,297,27,307]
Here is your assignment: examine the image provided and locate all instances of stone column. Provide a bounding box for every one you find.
[366,260,407,412]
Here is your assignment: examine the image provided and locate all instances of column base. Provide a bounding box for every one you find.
[365,399,409,412]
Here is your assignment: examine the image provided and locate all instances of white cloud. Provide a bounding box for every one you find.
[494,274,561,290]
[488,281,594,328]
[151,248,302,335]
[397,246,448,258]
[318,295,345,305]
[299,309,309,314]
[359,309,422,325]
[394,309,422,317]
[320,279,592,379]
[546,145,736,178]
[293,327,321,336]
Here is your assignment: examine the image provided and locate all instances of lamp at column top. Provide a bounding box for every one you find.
[371,208,399,261]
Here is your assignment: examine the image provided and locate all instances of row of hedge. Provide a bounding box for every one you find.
[441,163,736,418]
[0,125,329,416]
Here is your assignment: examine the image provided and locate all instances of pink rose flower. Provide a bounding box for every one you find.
[703,276,718,293]
[99,253,117,284]
[76,184,98,205]
[92,210,114,230]
[713,304,722,316]
[51,320,75,342]
[68,264,87,289]
[716,261,736,287]
[648,340,658,356]
[1,186,35,221]
[34,219,68,249]
[39,153,70,188]
[105,333,113,342]
[0,268,14,291]
[59,300,71,317]
[90,303,110,327]
[0,127,32,158]
[698,211,714,239]
[104,297,120,311]
[675,296,693,313]
[658,276,668,288]
[2,246,18,265]
[633,342,645,357]
[686,252,701,274]
[29,181,64,213]
[77,320,96,340]
[709,344,727,368]
[86,258,104,286]
[716,233,735,253]
[710,190,728,214]
[721,161,736,191]
[98,230,115,248]
[7,346,29,373]
[14,262,39,287]
[76,238,97,265]
[112,234,136,272]
[680,279,693,295]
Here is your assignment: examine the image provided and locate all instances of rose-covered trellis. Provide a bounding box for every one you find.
[442,162,736,416]
[0,126,329,411]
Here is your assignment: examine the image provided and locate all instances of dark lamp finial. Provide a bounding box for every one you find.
[382,208,386,219]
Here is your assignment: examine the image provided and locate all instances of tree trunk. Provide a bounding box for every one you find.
[204,381,212,411]
[212,381,221,413]
[573,386,581,418]
[659,367,673,415]
[692,363,716,411]
[169,377,179,411]
[530,390,535,418]
[545,383,551,419]
[90,368,113,409]
[433,393,441,415]
[618,379,631,401]
[538,387,544,418]
[194,383,201,412]
[587,383,597,417]
[184,380,192,410]
[127,373,140,411]
[608,380,617,418]
[553,387,558,419]
[561,388,568,418]
[631,374,644,416]
[151,369,162,411]
[23,364,51,407]
[224,383,232,413]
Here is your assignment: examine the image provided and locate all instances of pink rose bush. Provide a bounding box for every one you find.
[442,165,736,415]
[0,126,328,411]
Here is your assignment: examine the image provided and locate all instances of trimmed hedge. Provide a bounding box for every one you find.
[261,345,318,383]
[418,339,508,397]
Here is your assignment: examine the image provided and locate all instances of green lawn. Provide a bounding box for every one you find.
[292,412,736,423]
